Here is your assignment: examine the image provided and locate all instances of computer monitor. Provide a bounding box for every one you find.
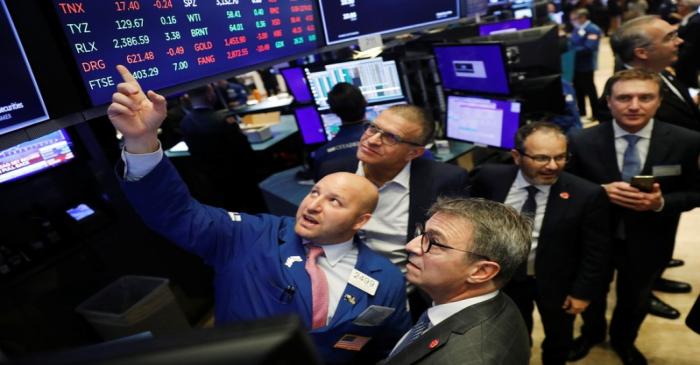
[513,8,534,18]
[318,0,460,45]
[462,0,489,17]
[49,0,322,106]
[1,0,49,136]
[481,24,561,77]
[319,100,405,141]
[433,43,511,95]
[0,129,75,184]
[294,105,327,145]
[280,67,314,104]
[13,316,322,365]
[478,17,532,35]
[512,74,566,116]
[305,58,405,110]
[445,95,521,149]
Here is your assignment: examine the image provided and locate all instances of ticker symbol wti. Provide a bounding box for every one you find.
[58,2,85,14]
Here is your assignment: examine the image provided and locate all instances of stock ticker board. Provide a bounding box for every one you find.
[52,0,320,105]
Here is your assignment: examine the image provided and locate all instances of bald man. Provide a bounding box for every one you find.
[108,65,411,364]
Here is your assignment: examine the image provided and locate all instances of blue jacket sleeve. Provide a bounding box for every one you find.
[118,157,274,270]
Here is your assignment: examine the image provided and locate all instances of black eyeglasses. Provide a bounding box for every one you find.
[519,151,569,165]
[414,223,491,260]
[364,122,424,147]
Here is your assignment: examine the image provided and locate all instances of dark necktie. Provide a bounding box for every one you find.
[388,311,432,358]
[621,134,641,182]
[521,185,539,219]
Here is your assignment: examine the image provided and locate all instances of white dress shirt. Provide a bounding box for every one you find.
[306,239,357,324]
[504,171,551,276]
[613,118,653,172]
[356,161,412,273]
[121,144,164,181]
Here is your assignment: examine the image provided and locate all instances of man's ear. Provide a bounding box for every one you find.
[352,213,373,231]
[633,47,649,61]
[511,149,522,166]
[466,261,501,284]
[406,146,425,162]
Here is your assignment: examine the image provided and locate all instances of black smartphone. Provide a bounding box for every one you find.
[631,175,655,192]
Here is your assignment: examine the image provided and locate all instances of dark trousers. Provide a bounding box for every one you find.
[504,277,574,365]
[573,71,599,118]
[581,238,666,346]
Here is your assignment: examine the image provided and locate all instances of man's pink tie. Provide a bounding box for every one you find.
[306,245,329,329]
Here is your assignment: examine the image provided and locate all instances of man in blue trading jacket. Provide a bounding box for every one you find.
[570,8,602,120]
[311,82,369,167]
[107,65,411,364]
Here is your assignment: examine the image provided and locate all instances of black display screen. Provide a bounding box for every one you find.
[318,0,460,45]
[51,0,321,106]
[0,0,49,135]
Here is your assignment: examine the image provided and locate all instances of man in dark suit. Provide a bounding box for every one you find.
[567,69,700,365]
[315,105,470,318]
[674,0,700,88]
[470,122,612,365]
[383,198,531,365]
[598,14,700,317]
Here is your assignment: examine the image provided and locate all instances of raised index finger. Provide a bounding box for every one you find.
[116,64,143,95]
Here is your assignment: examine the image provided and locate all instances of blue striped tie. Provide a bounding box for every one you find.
[621,135,642,182]
[388,311,432,358]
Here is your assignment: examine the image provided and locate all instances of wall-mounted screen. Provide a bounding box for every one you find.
[433,43,510,95]
[0,129,75,183]
[0,0,50,136]
[446,95,520,149]
[51,0,321,106]
[318,0,460,45]
[305,58,404,110]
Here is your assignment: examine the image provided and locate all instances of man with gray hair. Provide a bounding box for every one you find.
[674,0,700,88]
[600,15,700,132]
[383,197,531,365]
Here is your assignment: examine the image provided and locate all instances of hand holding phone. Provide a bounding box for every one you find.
[631,175,655,193]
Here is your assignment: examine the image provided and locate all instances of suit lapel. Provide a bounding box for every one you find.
[641,121,672,174]
[596,122,622,181]
[538,177,569,253]
[327,240,383,327]
[492,166,518,203]
[278,229,313,325]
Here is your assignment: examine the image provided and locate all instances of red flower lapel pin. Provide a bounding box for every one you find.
[560,192,570,200]
[429,339,440,349]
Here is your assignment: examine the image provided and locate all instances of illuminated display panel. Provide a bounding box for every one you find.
[0,0,50,135]
[318,0,460,45]
[51,0,321,106]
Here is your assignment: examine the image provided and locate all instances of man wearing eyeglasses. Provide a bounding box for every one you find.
[383,197,531,365]
[568,69,700,365]
[469,122,612,365]
[315,104,470,319]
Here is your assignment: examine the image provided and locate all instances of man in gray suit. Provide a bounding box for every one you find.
[383,198,531,365]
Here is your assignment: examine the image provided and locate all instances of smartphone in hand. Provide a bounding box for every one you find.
[631,175,655,192]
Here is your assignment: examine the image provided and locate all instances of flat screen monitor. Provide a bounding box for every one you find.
[512,74,566,115]
[294,105,327,145]
[49,0,322,106]
[478,17,532,35]
[446,95,520,149]
[0,129,75,184]
[280,67,313,104]
[305,58,404,110]
[319,100,405,141]
[483,24,561,77]
[513,8,533,18]
[318,0,460,45]
[0,0,49,136]
[433,43,510,95]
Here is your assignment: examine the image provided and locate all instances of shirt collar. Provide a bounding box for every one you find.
[356,160,412,189]
[512,170,552,194]
[427,290,499,326]
[304,238,355,267]
[576,20,591,29]
[681,11,697,26]
[613,118,654,140]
